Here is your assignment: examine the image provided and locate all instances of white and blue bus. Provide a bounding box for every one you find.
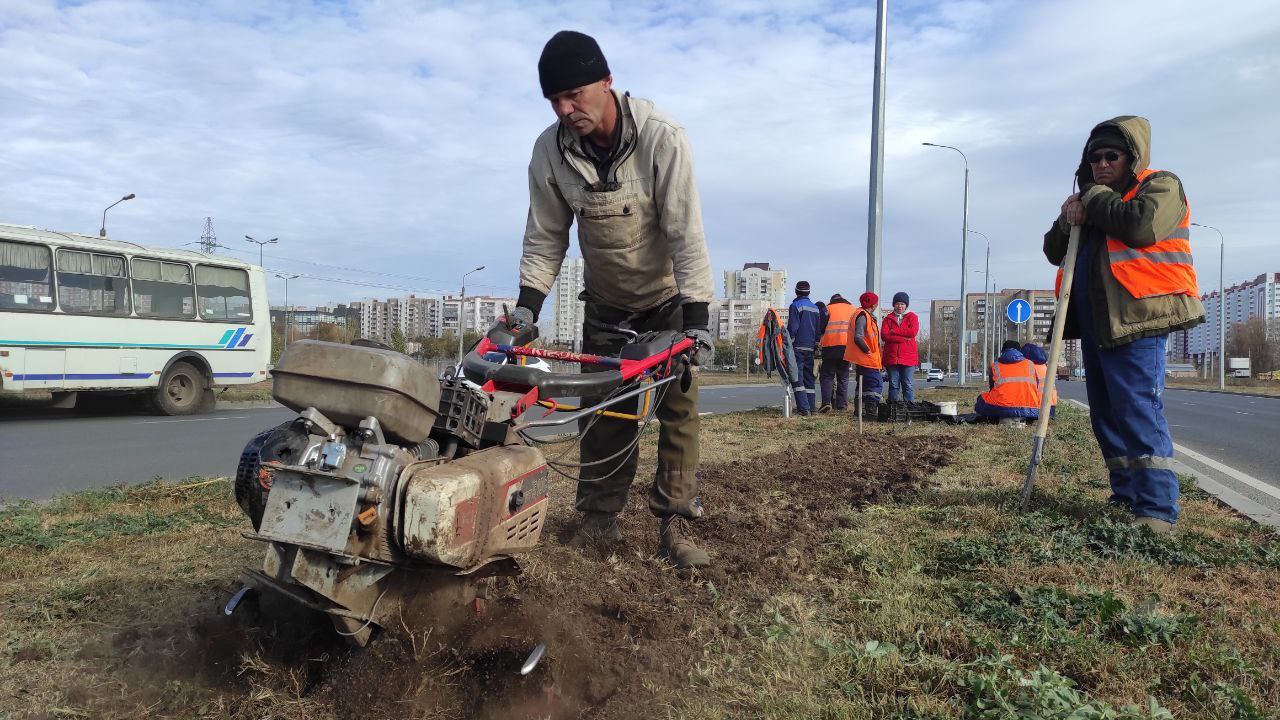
[0,222,271,414]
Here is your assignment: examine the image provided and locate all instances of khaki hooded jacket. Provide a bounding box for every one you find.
[519,90,714,313]
[1043,116,1204,348]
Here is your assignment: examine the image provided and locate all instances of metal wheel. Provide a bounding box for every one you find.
[154,362,205,415]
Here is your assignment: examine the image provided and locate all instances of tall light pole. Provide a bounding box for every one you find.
[99,193,135,237]
[275,273,300,344]
[968,230,991,377]
[971,270,990,378]
[245,235,278,267]
[458,265,485,363]
[865,0,888,300]
[923,142,970,384]
[1192,223,1225,389]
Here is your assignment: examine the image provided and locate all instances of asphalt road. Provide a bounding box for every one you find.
[0,383,790,501]
[1054,381,1278,484]
[6,380,1273,511]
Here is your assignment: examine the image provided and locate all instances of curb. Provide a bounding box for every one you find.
[1063,399,1279,530]
[214,400,283,410]
[1165,386,1279,400]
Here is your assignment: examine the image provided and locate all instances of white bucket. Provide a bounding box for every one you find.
[937,401,958,416]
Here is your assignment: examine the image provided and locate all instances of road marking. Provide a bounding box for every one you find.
[1066,398,1280,503]
[698,411,714,417]
[1234,411,1251,415]
[139,416,248,424]
[1173,443,1280,503]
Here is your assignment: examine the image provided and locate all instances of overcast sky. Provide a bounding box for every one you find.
[2,0,1276,327]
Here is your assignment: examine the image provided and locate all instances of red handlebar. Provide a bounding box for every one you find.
[462,332,694,401]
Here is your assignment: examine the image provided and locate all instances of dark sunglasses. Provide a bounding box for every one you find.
[1088,150,1125,164]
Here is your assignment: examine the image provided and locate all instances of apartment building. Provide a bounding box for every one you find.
[711,298,777,341]
[1186,272,1278,363]
[550,257,586,348]
[352,294,517,343]
[724,262,788,308]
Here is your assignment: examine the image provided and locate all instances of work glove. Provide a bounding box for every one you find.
[684,328,715,367]
[506,306,535,330]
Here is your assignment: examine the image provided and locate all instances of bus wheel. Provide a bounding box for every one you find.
[154,362,206,416]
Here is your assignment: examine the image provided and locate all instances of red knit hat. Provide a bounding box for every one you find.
[859,291,878,308]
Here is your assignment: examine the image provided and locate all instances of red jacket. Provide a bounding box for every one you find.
[880,311,919,367]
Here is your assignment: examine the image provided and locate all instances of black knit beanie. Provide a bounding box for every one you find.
[1086,126,1128,154]
[892,291,909,307]
[538,31,610,97]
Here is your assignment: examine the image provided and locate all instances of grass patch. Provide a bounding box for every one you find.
[2,405,1278,718]
[214,379,275,403]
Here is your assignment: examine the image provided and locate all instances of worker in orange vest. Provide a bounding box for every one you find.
[844,292,883,417]
[817,293,854,412]
[1021,343,1057,413]
[1047,116,1203,534]
[975,340,1042,420]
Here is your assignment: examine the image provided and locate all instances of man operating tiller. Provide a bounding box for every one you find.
[508,31,715,567]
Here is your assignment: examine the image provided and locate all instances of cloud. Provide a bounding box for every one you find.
[1,0,1276,325]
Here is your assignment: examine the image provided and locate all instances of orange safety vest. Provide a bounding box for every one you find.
[978,358,1039,409]
[820,303,855,348]
[844,308,881,369]
[1055,168,1198,300]
[1032,363,1058,407]
[757,307,785,364]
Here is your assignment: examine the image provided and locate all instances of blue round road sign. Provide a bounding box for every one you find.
[1006,298,1031,324]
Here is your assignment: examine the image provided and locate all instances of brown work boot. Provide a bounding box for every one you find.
[1130,516,1177,535]
[818,403,833,414]
[658,516,710,568]
[570,511,623,547]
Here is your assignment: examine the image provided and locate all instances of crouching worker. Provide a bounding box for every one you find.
[1021,343,1057,416]
[845,292,883,417]
[975,340,1042,422]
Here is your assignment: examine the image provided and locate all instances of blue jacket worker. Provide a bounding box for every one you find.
[787,280,822,415]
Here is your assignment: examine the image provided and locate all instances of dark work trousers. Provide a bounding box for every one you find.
[575,298,703,519]
[855,364,883,412]
[1073,240,1179,522]
[819,347,850,410]
[794,348,817,412]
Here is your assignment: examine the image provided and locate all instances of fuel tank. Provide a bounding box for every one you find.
[399,445,549,568]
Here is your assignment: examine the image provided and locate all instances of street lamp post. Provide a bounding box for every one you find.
[245,235,278,267]
[99,193,135,237]
[275,273,300,344]
[923,142,970,384]
[971,270,990,379]
[457,265,485,363]
[865,0,888,300]
[968,230,992,378]
[1192,223,1225,389]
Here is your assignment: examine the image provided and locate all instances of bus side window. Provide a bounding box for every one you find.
[0,240,56,311]
[196,265,251,321]
[133,258,195,318]
[56,250,131,315]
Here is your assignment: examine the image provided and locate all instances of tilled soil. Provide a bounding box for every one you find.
[88,430,962,719]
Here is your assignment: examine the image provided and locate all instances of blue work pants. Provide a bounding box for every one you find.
[886,364,915,402]
[794,348,816,412]
[1074,243,1179,522]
